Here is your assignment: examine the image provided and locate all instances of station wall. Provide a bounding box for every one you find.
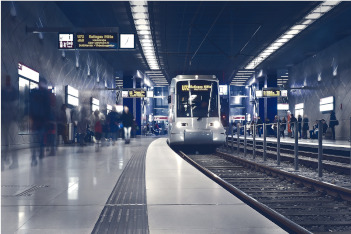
[288,35,351,140]
[1,2,116,147]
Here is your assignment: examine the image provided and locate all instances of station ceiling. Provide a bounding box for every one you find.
[56,1,351,84]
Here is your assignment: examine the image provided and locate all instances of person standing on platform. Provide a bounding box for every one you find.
[256,116,263,137]
[290,114,297,138]
[273,115,279,137]
[302,115,309,139]
[297,115,302,139]
[287,111,292,137]
[281,117,287,138]
[122,106,133,144]
[329,111,338,140]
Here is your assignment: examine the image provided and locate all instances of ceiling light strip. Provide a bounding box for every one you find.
[245,1,341,69]
[130,1,160,70]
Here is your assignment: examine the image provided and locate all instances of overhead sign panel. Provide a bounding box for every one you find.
[59,33,74,49]
[76,33,118,49]
[128,90,146,98]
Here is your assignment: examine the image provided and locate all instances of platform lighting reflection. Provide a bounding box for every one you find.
[245,1,341,69]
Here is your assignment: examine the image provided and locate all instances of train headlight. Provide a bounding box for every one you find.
[210,121,220,128]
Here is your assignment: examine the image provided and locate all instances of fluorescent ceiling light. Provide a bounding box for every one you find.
[133,13,148,19]
[132,6,147,13]
[130,1,147,6]
[302,19,313,25]
[136,25,150,30]
[276,38,290,43]
[291,25,307,31]
[245,1,340,69]
[138,30,151,35]
[134,19,149,25]
[305,12,322,20]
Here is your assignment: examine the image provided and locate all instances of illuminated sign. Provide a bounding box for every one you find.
[147,91,154,98]
[122,91,129,98]
[128,90,146,98]
[181,85,212,91]
[277,103,289,110]
[281,90,288,97]
[66,85,79,107]
[18,63,39,82]
[320,96,334,113]
[59,33,74,49]
[295,103,304,117]
[76,33,118,49]
[263,90,280,97]
[219,85,228,95]
[255,90,263,98]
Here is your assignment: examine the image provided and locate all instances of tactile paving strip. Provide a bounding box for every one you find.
[1,185,49,197]
[92,148,149,234]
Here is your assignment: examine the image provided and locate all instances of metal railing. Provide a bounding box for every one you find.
[225,117,351,178]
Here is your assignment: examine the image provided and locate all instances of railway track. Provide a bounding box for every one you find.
[177,149,351,233]
[227,137,351,175]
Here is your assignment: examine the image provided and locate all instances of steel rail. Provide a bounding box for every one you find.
[178,150,311,234]
[217,150,351,202]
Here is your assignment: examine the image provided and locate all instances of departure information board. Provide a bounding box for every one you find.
[75,33,118,49]
[127,90,146,98]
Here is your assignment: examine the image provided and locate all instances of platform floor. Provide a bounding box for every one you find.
[2,137,285,233]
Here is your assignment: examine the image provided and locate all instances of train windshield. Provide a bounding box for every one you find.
[176,80,219,118]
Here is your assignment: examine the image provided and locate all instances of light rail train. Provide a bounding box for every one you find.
[168,75,226,147]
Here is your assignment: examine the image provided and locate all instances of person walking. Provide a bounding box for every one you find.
[302,115,309,139]
[121,106,133,144]
[58,104,68,144]
[107,106,119,145]
[297,115,302,139]
[90,109,104,151]
[281,117,287,138]
[329,111,338,140]
[29,78,51,166]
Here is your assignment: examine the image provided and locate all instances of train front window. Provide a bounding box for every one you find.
[176,80,219,118]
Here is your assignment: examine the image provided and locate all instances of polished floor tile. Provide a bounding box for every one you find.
[2,138,156,233]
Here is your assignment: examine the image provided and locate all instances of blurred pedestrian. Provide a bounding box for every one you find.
[107,106,119,145]
[256,117,263,137]
[1,75,19,170]
[29,78,51,166]
[121,106,133,144]
[90,109,105,151]
[273,115,279,137]
[77,106,89,146]
[329,111,338,140]
[297,115,302,139]
[302,115,309,139]
[280,117,286,138]
[290,114,297,138]
[58,104,68,144]
[47,91,57,156]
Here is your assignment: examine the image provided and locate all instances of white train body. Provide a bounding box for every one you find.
[168,75,226,146]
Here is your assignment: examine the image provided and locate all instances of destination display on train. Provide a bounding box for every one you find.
[181,85,212,91]
[128,90,146,98]
[75,33,118,49]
